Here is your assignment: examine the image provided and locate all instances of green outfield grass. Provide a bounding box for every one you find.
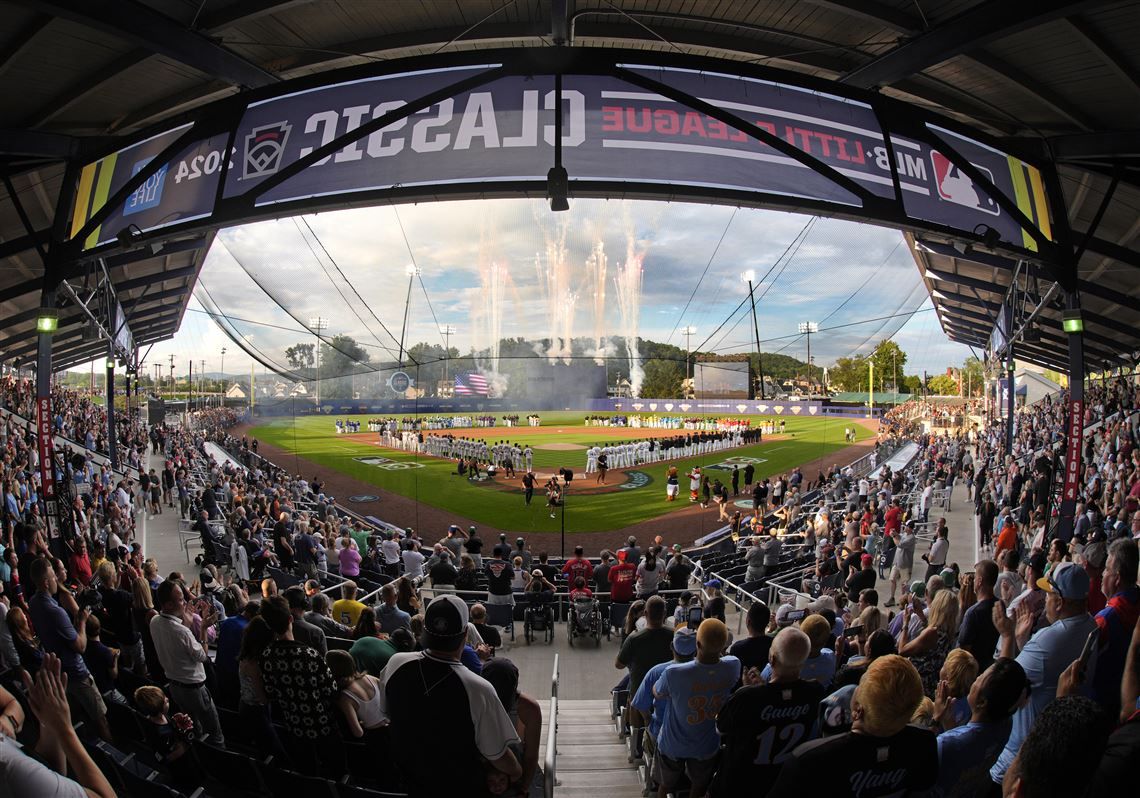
[249,411,872,533]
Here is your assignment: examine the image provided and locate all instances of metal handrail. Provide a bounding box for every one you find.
[544,654,559,798]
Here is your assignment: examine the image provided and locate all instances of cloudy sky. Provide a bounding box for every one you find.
[128,198,972,382]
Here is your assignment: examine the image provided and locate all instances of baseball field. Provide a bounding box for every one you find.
[248,411,874,535]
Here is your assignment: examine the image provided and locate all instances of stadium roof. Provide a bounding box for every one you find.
[1,1,1138,373]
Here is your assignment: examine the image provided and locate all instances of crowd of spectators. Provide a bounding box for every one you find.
[0,371,1138,798]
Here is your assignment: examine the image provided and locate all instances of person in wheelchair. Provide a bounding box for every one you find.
[523,570,556,622]
[569,577,599,631]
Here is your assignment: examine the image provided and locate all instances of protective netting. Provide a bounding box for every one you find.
[194,198,931,402]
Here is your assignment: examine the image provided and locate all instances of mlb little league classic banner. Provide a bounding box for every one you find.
[70,61,1054,253]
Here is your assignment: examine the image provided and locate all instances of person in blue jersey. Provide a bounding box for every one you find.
[629,627,697,783]
[652,618,740,798]
[715,625,824,797]
[931,657,1027,798]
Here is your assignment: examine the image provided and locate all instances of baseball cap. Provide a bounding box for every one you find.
[616,550,627,562]
[673,544,682,553]
[1027,551,1048,574]
[423,594,470,650]
[703,578,722,589]
[907,580,926,598]
[860,553,874,566]
[1037,562,1091,600]
[672,629,697,656]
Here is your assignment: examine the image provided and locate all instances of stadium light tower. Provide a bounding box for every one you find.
[798,322,819,401]
[741,270,765,399]
[309,317,328,406]
[440,325,456,385]
[681,325,696,380]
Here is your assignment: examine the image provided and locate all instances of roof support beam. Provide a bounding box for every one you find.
[24,1,277,89]
[0,14,52,79]
[103,238,208,270]
[109,264,199,293]
[802,0,919,34]
[1047,131,1140,161]
[1066,17,1140,103]
[1078,232,1140,270]
[841,1,1105,89]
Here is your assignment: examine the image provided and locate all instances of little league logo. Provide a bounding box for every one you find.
[618,471,651,490]
[243,121,292,179]
[704,456,767,472]
[353,456,423,471]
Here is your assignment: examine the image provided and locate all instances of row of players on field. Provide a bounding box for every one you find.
[377,425,764,471]
[337,415,536,433]
[585,414,761,430]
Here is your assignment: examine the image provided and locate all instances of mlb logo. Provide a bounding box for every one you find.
[243,121,292,179]
[930,151,999,216]
[123,158,167,216]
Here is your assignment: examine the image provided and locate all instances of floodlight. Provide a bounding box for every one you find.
[798,322,819,334]
[546,165,570,212]
[740,270,756,283]
[36,308,58,333]
[1062,309,1083,334]
[405,264,420,276]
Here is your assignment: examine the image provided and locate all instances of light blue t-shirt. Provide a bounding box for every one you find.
[990,613,1098,782]
[936,719,1012,798]
[632,660,680,738]
[761,649,836,687]
[654,656,741,760]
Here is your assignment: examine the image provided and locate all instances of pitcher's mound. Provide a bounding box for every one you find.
[534,442,587,450]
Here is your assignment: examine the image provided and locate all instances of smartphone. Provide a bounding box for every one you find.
[785,608,808,623]
[687,605,704,627]
[844,623,864,638]
[1079,628,1097,669]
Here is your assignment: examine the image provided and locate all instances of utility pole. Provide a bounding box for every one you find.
[741,271,765,399]
[168,355,174,399]
[220,347,227,406]
[798,322,818,401]
[681,325,696,391]
[309,317,328,406]
[868,360,874,419]
[439,325,456,388]
[399,265,419,368]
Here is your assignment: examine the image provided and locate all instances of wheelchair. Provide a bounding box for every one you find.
[523,592,555,645]
[567,597,602,647]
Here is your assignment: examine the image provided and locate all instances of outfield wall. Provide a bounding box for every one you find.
[250,396,880,418]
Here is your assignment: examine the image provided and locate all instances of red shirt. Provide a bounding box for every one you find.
[608,563,637,602]
[562,557,593,586]
[884,506,901,534]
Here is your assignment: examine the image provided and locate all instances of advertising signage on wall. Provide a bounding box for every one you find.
[70,54,1053,254]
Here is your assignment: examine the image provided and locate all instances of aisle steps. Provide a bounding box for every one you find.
[549,698,644,797]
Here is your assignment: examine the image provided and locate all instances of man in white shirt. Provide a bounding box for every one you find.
[402,539,426,579]
[149,581,225,746]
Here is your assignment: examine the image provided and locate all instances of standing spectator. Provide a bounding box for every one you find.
[769,655,937,797]
[401,539,425,580]
[727,601,772,676]
[338,538,362,578]
[376,582,412,635]
[652,618,740,798]
[214,599,258,707]
[886,521,916,607]
[899,590,960,698]
[989,562,1100,784]
[285,586,327,656]
[331,582,367,628]
[593,550,614,595]
[998,696,1112,798]
[932,657,1028,798]
[561,546,593,587]
[616,595,674,702]
[149,580,224,746]
[1091,538,1139,718]
[717,626,824,796]
[377,595,521,796]
[481,658,545,798]
[258,595,339,773]
[923,525,950,582]
[958,559,1001,673]
[327,649,387,745]
[27,558,111,741]
[608,550,638,604]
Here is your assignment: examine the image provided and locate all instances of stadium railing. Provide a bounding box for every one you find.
[545,654,559,798]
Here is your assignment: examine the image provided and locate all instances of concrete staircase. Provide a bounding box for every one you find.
[547,698,644,797]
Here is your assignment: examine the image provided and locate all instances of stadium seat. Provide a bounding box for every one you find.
[326,636,355,651]
[485,602,515,642]
[263,764,338,798]
[193,740,269,795]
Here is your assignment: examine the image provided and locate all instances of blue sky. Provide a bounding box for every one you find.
[132,199,971,380]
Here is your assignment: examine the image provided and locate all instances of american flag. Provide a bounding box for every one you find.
[454,372,489,396]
